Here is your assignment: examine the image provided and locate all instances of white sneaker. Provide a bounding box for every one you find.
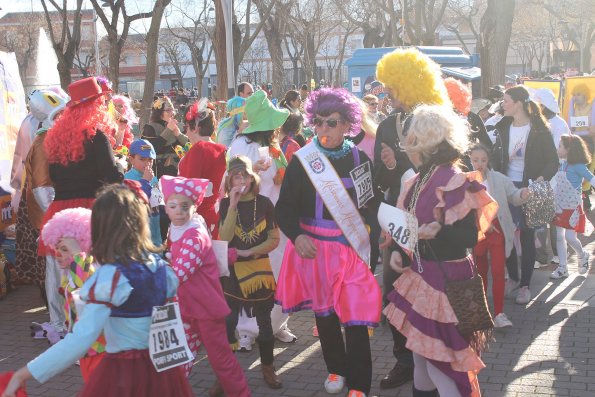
[551,256,560,264]
[515,286,531,305]
[578,252,590,275]
[534,260,548,269]
[493,313,513,328]
[275,327,297,343]
[504,279,519,296]
[238,334,254,352]
[324,374,345,394]
[550,266,569,279]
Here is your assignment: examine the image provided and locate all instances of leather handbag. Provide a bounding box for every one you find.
[430,245,494,338]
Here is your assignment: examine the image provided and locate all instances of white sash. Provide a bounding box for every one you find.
[295,143,371,265]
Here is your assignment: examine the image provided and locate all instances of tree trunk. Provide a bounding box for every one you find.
[213,1,228,101]
[140,0,172,129]
[56,59,73,90]
[479,0,515,96]
[108,38,121,90]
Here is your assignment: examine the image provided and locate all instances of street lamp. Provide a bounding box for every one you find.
[221,0,235,99]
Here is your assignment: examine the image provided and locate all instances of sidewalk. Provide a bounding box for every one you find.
[2,251,595,396]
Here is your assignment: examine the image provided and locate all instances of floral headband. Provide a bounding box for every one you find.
[186,98,215,122]
[152,96,173,110]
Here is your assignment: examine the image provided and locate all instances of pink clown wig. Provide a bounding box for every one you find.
[41,208,92,253]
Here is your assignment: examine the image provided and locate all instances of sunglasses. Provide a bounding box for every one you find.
[368,102,379,106]
[312,117,343,128]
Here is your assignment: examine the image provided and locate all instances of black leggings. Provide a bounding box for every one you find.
[316,313,372,394]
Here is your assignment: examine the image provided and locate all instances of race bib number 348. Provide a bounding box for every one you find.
[149,302,194,372]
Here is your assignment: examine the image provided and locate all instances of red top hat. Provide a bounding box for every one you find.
[67,77,104,107]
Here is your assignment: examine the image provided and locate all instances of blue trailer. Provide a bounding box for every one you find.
[345,46,481,99]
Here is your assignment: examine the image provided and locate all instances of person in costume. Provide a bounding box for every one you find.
[40,207,106,381]
[444,77,492,152]
[228,90,297,349]
[161,175,250,396]
[124,140,163,246]
[373,47,450,390]
[111,95,137,148]
[141,96,189,177]
[37,77,124,343]
[491,85,558,305]
[14,90,68,317]
[550,135,595,279]
[279,113,302,162]
[10,87,68,212]
[275,88,382,397]
[566,84,595,211]
[362,94,386,124]
[216,83,253,147]
[219,155,283,389]
[2,184,193,397]
[178,99,227,238]
[384,104,497,397]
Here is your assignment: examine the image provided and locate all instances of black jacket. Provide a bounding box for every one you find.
[490,116,558,187]
[373,113,413,205]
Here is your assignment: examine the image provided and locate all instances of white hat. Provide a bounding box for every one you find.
[28,88,70,128]
[532,88,559,114]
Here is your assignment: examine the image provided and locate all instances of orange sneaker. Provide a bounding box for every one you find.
[324,373,345,394]
[347,390,367,397]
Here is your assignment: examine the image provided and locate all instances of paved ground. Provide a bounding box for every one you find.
[2,236,595,396]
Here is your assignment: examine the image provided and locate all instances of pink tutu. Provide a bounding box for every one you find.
[275,219,381,327]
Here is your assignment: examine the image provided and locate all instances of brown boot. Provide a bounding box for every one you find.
[261,363,283,389]
[208,379,223,397]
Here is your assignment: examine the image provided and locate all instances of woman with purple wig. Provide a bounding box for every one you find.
[275,88,382,397]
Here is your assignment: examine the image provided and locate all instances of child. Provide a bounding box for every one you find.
[125,139,163,246]
[469,144,530,328]
[160,175,250,396]
[551,134,595,279]
[219,155,282,389]
[40,207,106,381]
[2,183,193,397]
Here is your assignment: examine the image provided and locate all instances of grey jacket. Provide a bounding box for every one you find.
[485,169,528,257]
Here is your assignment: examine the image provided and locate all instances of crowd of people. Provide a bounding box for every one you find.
[1,46,595,397]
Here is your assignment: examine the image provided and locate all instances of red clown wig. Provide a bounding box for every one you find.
[44,97,116,165]
[444,77,472,116]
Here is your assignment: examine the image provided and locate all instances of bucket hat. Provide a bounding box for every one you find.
[242,90,289,134]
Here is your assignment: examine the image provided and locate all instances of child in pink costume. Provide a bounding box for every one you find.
[161,175,250,397]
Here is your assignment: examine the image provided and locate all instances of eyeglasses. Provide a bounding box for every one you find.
[368,102,379,106]
[312,117,343,128]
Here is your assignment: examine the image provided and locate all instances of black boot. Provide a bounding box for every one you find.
[380,363,413,389]
[412,386,438,397]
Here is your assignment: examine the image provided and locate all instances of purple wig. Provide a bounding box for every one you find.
[305,88,362,135]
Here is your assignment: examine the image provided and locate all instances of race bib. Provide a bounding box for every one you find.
[350,162,373,208]
[570,116,589,129]
[377,203,418,258]
[149,302,194,372]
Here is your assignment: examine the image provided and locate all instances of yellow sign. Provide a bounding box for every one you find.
[523,80,562,104]
[562,76,595,124]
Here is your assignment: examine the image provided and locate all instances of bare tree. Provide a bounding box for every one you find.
[479,0,516,95]
[443,0,485,53]
[40,0,84,89]
[159,32,188,88]
[140,0,173,128]
[239,39,269,85]
[320,21,358,87]
[538,0,595,73]
[0,12,46,86]
[165,0,214,95]
[283,34,304,86]
[336,0,401,48]
[73,52,95,77]
[288,0,337,86]
[402,0,449,46]
[90,0,153,89]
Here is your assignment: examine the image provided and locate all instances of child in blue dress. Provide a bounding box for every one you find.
[2,183,193,397]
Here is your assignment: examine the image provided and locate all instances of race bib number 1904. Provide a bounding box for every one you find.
[149,302,194,372]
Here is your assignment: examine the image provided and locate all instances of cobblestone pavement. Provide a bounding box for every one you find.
[2,240,595,396]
